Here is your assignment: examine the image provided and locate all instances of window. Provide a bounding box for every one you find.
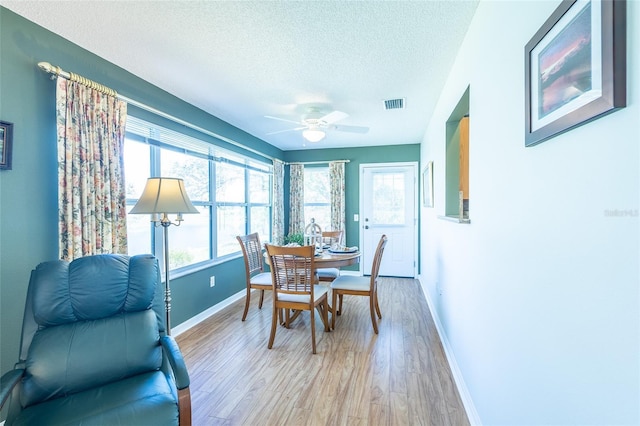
[124,117,272,272]
[303,167,330,231]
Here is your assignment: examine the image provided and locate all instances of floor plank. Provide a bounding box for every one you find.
[176,277,470,426]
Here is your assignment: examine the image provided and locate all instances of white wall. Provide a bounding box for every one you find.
[420,0,639,424]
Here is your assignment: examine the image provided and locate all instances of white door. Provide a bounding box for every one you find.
[360,163,417,278]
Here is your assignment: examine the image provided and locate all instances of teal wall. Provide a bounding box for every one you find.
[0,8,285,375]
[283,145,420,252]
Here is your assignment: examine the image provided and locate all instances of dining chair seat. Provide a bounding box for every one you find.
[329,275,370,292]
[250,272,272,285]
[278,285,328,304]
[317,267,339,280]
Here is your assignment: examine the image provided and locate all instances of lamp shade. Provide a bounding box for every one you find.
[302,128,326,143]
[129,177,199,214]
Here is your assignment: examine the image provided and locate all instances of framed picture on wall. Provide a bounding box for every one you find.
[0,121,13,170]
[524,0,626,147]
[422,161,434,208]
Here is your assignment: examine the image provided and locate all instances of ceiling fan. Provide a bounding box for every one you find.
[265,108,369,143]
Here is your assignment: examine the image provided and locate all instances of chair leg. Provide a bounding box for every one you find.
[323,301,330,332]
[374,291,382,319]
[241,287,251,321]
[258,289,265,309]
[316,303,330,332]
[268,304,278,349]
[338,294,344,315]
[331,291,338,330]
[310,308,317,354]
[369,295,379,334]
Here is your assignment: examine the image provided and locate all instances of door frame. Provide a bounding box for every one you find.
[358,161,419,278]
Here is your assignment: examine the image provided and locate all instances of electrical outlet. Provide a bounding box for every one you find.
[209,276,215,287]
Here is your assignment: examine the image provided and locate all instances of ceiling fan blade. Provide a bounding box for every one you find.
[332,124,369,134]
[320,110,348,124]
[264,115,302,125]
[266,126,306,136]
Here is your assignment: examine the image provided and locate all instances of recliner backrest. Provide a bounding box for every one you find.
[18,254,164,408]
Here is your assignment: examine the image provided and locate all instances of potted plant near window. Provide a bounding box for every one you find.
[284,233,304,246]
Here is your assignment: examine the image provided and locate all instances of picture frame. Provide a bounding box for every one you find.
[422,161,433,208]
[524,0,626,147]
[0,121,13,170]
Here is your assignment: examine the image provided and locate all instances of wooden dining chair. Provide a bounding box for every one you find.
[237,233,272,321]
[330,234,388,334]
[265,244,331,354]
[318,230,344,283]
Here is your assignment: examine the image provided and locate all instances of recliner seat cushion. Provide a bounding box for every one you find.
[12,370,178,426]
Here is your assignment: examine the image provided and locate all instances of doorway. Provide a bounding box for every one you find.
[360,162,418,278]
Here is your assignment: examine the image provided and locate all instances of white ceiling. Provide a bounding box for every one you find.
[2,1,478,151]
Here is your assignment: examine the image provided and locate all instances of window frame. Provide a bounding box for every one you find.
[125,117,273,275]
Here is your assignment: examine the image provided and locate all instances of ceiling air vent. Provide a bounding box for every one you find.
[383,98,405,110]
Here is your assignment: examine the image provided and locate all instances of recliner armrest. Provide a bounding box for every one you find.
[1,369,24,409]
[160,336,190,390]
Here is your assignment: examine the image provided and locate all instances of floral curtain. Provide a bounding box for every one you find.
[56,75,128,261]
[271,159,285,245]
[288,163,305,235]
[329,161,346,241]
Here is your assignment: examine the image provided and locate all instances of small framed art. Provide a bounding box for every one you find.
[0,121,13,170]
[422,161,434,208]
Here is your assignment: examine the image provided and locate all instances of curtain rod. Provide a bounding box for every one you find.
[287,160,350,166]
[37,61,275,162]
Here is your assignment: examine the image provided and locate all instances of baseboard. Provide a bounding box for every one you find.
[172,290,246,336]
[417,275,482,426]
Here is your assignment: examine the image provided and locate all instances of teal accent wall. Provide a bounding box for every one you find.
[0,8,285,376]
[283,144,420,252]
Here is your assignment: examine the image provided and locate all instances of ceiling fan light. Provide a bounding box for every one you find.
[302,129,326,142]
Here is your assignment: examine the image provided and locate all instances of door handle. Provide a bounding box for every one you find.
[364,225,369,229]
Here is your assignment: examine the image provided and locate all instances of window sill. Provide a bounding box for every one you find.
[438,215,471,224]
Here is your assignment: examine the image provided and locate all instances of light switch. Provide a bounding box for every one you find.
[354,214,359,222]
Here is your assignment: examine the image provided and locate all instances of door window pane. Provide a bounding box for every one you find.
[372,173,405,225]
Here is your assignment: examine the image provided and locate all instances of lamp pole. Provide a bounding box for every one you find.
[160,215,173,334]
[129,177,198,337]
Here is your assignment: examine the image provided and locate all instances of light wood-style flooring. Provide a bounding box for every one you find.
[176,277,469,426]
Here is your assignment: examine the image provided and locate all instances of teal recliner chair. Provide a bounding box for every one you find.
[0,254,191,425]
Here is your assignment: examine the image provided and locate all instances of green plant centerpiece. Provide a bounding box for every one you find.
[284,233,304,246]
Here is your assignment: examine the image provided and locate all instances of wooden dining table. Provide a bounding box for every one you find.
[263,246,361,269]
[313,249,361,268]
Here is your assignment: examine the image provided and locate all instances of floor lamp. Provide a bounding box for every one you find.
[130,177,199,335]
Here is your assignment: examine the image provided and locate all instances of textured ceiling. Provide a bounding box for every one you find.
[2,1,478,151]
